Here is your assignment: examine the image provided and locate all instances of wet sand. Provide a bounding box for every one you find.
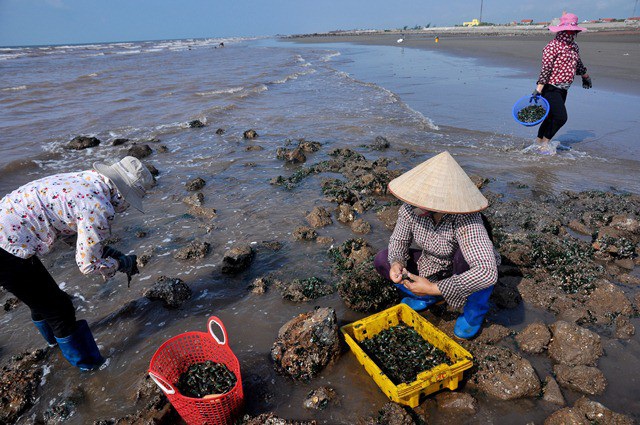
[290,30,640,95]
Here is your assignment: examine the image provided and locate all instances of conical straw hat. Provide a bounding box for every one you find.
[388,151,488,214]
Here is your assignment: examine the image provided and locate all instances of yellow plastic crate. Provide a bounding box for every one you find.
[341,304,473,407]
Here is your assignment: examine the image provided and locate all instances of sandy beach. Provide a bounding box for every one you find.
[289,28,640,95]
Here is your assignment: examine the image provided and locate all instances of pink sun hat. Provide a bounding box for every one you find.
[548,12,587,32]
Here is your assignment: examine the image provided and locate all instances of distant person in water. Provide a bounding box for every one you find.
[0,157,154,371]
[373,152,500,339]
[529,12,591,155]
[218,42,225,48]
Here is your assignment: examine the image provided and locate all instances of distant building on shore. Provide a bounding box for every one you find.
[520,19,533,25]
[463,19,480,27]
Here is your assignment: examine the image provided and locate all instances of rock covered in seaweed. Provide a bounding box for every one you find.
[143,276,192,308]
[276,277,335,302]
[241,413,317,425]
[174,240,210,260]
[271,307,340,382]
[337,261,397,312]
[328,238,376,272]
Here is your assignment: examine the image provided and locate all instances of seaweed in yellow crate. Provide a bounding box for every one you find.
[176,360,237,398]
[361,324,452,384]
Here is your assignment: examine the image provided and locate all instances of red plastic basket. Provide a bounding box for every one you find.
[149,316,244,425]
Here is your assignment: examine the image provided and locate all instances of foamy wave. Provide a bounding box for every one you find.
[0,53,28,61]
[78,73,98,79]
[269,69,316,85]
[1,85,27,91]
[115,50,141,55]
[196,87,244,96]
[321,52,341,62]
[237,84,268,98]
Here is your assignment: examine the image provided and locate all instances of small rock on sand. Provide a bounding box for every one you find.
[222,244,255,274]
[584,281,634,324]
[361,402,416,425]
[215,128,225,135]
[370,136,390,150]
[182,192,204,207]
[243,129,258,139]
[548,321,602,366]
[305,207,332,228]
[241,413,316,425]
[614,315,635,339]
[515,322,551,354]
[316,236,334,245]
[544,397,634,425]
[303,387,336,410]
[335,203,356,223]
[553,364,607,395]
[435,392,478,414]
[185,177,206,191]
[376,204,400,230]
[145,163,159,176]
[112,138,129,146]
[188,119,205,128]
[245,145,263,151]
[143,276,192,308]
[3,297,20,311]
[293,226,317,241]
[542,376,565,406]
[474,323,512,345]
[187,206,218,220]
[127,144,152,159]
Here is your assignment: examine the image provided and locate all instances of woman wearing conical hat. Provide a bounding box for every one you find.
[374,151,501,339]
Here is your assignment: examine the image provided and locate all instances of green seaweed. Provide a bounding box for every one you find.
[361,324,452,384]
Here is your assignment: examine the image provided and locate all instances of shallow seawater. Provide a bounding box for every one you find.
[0,37,639,424]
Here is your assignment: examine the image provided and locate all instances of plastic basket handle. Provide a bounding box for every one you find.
[149,371,175,395]
[208,316,228,346]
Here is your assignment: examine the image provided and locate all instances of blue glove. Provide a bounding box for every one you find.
[582,76,592,89]
[531,89,542,97]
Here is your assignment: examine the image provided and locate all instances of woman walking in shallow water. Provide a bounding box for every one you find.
[530,12,592,155]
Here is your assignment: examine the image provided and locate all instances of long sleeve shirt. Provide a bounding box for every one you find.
[388,203,500,309]
[537,32,587,89]
[0,170,121,278]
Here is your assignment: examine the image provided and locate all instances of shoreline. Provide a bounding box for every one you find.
[285,29,640,96]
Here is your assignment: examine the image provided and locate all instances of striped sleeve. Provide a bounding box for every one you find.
[387,203,413,267]
[436,213,498,309]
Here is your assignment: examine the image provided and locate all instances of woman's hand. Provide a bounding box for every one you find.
[401,270,442,297]
[390,262,404,283]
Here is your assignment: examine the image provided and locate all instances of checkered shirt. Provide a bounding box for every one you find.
[388,203,500,309]
[537,32,587,88]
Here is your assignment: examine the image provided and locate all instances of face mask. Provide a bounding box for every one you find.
[111,191,130,213]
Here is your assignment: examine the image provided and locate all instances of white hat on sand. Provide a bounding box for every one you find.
[388,151,488,214]
[93,156,155,213]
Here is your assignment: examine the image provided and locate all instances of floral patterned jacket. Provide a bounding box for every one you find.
[0,170,125,278]
[537,31,588,88]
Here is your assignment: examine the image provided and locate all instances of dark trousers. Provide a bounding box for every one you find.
[0,248,77,337]
[374,248,470,281]
[537,85,568,140]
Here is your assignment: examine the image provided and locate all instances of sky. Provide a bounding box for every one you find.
[0,0,637,46]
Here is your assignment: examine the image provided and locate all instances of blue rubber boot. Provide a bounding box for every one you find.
[33,320,57,347]
[55,320,105,371]
[454,286,493,339]
[396,283,443,311]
